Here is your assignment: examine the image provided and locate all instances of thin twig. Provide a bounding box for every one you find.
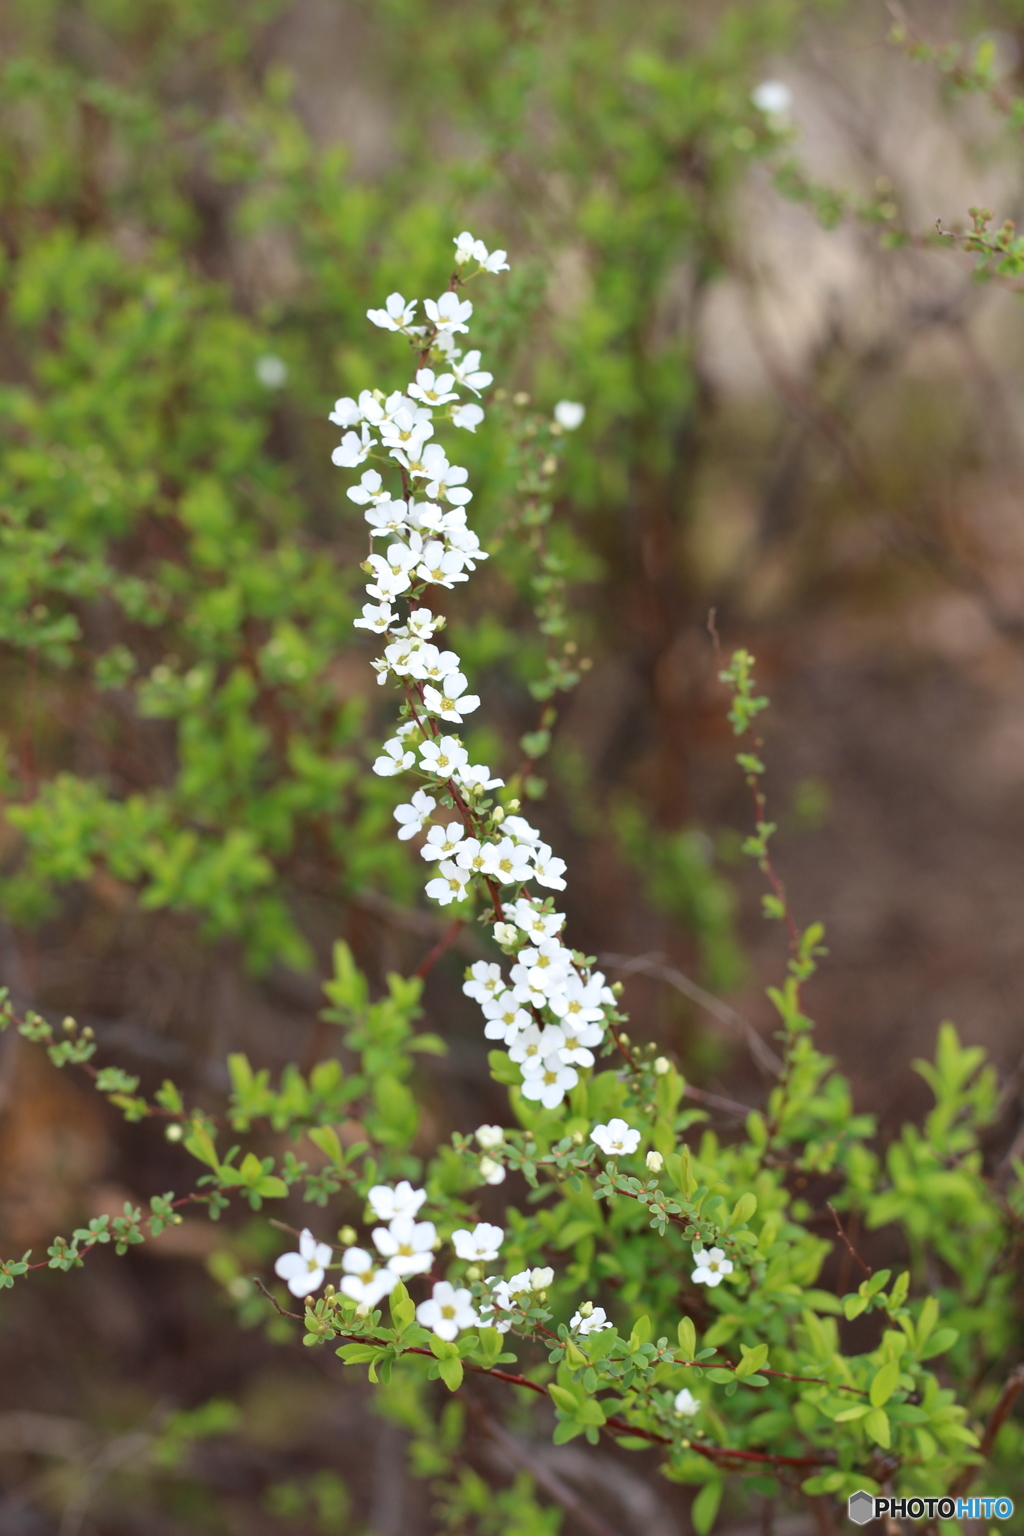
[482,1414,627,1536]
[414,918,465,979]
[826,1202,872,1277]
[600,951,783,1076]
[949,1362,1024,1496]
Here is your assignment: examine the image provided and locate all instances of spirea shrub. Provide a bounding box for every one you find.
[2,231,1023,1535]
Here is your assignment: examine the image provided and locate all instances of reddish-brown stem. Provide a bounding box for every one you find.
[949,1361,1024,1496]
[414,918,465,979]
[826,1202,872,1277]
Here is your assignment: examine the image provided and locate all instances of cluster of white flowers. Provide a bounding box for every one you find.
[334,231,604,1113]
[307,230,740,1353]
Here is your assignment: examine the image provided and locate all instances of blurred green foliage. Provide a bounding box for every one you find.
[0,0,807,972]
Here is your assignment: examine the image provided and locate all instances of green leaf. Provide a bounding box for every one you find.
[729,1192,757,1227]
[919,1328,958,1360]
[677,1317,696,1359]
[487,1050,522,1086]
[629,1315,652,1346]
[390,1282,415,1331]
[869,1360,900,1408]
[863,1407,891,1448]
[307,1125,342,1164]
[692,1480,723,1535]
[438,1356,464,1392]
[735,1343,768,1378]
[183,1124,219,1170]
[549,1384,582,1415]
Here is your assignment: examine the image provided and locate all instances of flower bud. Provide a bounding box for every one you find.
[491,806,505,823]
[493,921,517,946]
[475,1124,504,1149]
[338,1225,357,1246]
[579,1300,594,1317]
[466,1265,481,1281]
[479,1156,506,1185]
[646,1150,664,1172]
[165,1123,183,1142]
[654,1056,671,1075]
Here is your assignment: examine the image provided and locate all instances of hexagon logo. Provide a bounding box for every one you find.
[848,1491,875,1526]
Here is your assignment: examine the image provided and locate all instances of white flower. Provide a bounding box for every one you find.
[409,368,459,406]
[673,1388,700,1417]
[590,1119,641,1157]
[416,541,469,589]
[409,643,462,681]
[453,230,481,264]
[347,469,390,506]
[367,292,418,331]
[463,960,507,1004]
[557,1019,604,1067]
[422,445,472,504]
[548,973,605,1025]
[274,1229,333,1298]
[492,920,519,947]
[452,231,510,273]
[423,672,481,723]
[373,737,415,777]
[553,400,585,431]
[365,499,410,538]
[353,601,395,634]
[752,80,791,117]
[455,763,504,791]
[521,1054,578,1108]
[373,1215,437,1276]
[530,842,568,890]
[417,1280,479,1341]
[407,606,442,639]
[646,1150,664,1173]
[366,542,419,598]
[482,993,531,1043]
[420,736,470,779]
[505,1269,537,1295]
[394,789,436,840]
[451,350,493,395]
[481,838,534,885]
[389,432,435,477]
[329,394,363,428]
[339,1247,400,1311]
[530,1266,554,1290]
[454,837,489,876]
[421,822,466,862]
[503,816,540,844]
[425,291,473,334]
[475,1124,504,1149]
[380,405,435,450]
[256,354,288,388]
[654,1056,671,1075]
[518,938,572,994]
[508,1025,548,1074]
[508,898,564,939]
[691,1247,734,1288]
[479,1156,506,1185]
[451,402,485,432]
[452,1222,504,1262]
[408,500,447,534]
[424,859,472,906]
[332,426,374,468]
[367,1181,428,1221]
[570,1304,612,1336]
